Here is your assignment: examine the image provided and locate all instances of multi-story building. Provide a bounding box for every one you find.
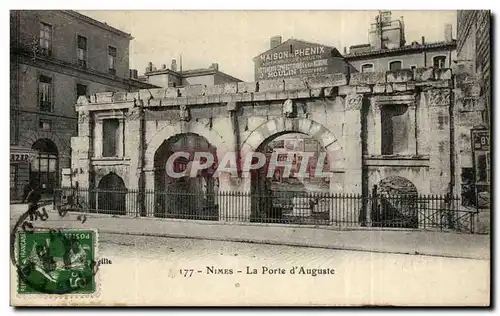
[344,11,457,73]
[10,10,156,201]
[453,10,491,231]
[140,60,242,88]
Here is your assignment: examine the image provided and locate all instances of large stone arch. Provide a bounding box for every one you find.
[241,117,343,170]
[144,121,230,170]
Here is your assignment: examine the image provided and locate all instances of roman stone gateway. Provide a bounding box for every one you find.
[67,68,482,226]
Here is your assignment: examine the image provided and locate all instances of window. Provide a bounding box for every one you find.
[39,120,51,131]
[381,105,409,155]
[433,56,447,68]
[389,61,402,71]
[76,84,88,101]
[31,139,58,194]
[361,64,374,73]
[38,75,52,112]
[77,35,87,68]
[102,119,120,157]
[39,23,52,56]
[108,46,117,75]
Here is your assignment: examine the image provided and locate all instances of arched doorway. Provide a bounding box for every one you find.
[153,133,218,220]
[97,173,127,215]
[250,132,331,223]
[30,138,59,196]
[372,176,418,228]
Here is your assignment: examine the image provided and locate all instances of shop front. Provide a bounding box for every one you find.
[10,145,37,202]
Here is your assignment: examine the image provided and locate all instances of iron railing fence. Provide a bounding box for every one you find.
[53,187,477,233]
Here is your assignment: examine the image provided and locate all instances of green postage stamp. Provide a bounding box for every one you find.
[16,229,98,295]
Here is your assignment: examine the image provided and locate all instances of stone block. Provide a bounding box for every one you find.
[90,94,97,103]
[373,84,386,94]
[207,94,221,104]
[414,68,434,81]
[220,94,232,103]
[310,88,323,97]
[253,92,267,101]
[176,97,188,106]
[238,82,257,93]
[306,73,347,89]
[297,89,312,98]
[183,85,206,97]
[253,104,269,116]
[162,98,176,106]
[386,69,413,83]
[434,68,452,80]
[276,91,288,100]
[284,78,307,91]
[126,92,139,102]
[226,101,238,111]
[356,85,371,94]
[96,92,114,103]
[385,84,393,93]
[241,93,253,102]
[165,87,179,98]
[111,91,127,102]
[287,90,299,99]
[139,89,152,100]
[231,94,243,102]
[149,88,166,99]
[195,96,209,105]
[148,99,162,107]
[258,79,285,92]
[223,82,238,94]
[349,72,386,85]
[392,83,407,92]
[338,85,356,96]
[265,92,278,101]
[204,85,224,96]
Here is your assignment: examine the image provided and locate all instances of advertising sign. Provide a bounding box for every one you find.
[254,39,347,81]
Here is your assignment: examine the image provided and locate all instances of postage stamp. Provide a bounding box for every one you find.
[16,229,98,295]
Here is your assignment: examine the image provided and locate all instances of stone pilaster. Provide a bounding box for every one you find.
[427,88,452,194]
[343,94,363,194]
[407,104,417,155]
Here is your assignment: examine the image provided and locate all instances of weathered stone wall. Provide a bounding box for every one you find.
[72,68,460,219]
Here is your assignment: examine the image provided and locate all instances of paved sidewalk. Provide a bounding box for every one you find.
[10,204,490,260]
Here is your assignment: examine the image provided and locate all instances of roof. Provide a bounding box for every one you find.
[64,10,133,40]
[253,38,344,61]
[145,68,243,82]
[345,40,457,59]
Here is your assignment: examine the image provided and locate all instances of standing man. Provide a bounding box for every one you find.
[23,181,42,221]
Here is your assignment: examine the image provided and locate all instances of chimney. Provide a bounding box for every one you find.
[146,61,153,73]
[343,47,347,55]
[210,63,219,71]
[161,64,166,69]
[421,36,425,45]
[444,23,453,42]
[133,69,138,79]
[270,35,282,49]
[171,59,177,72]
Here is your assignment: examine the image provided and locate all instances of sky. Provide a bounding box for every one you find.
[79,10,457,82]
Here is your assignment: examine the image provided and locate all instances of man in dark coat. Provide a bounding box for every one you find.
[22,181,42,221]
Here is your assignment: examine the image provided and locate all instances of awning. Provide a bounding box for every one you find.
[10,145,37,164]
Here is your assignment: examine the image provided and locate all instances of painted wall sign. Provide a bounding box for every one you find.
[254,39,349,81]
[10,153,33,164]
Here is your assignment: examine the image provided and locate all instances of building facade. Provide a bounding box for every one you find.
[141,60,242,88]
[453,10,491,233]
[64,66,487,231]
[10,10,155,201]
[345,11,457,73]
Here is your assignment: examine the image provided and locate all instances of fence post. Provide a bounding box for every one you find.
[371,185,378,227]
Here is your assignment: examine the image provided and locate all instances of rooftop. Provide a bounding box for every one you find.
[345,40,457,59]
[68,10,133,40]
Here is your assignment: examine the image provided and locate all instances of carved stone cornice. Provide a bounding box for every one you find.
[345,94,363,111]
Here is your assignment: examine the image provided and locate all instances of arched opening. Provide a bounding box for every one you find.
[250,132,332,224]
[153,133,218,220]
[371,176,418,228]
[30,138,59,195]
[97,173,127,215]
